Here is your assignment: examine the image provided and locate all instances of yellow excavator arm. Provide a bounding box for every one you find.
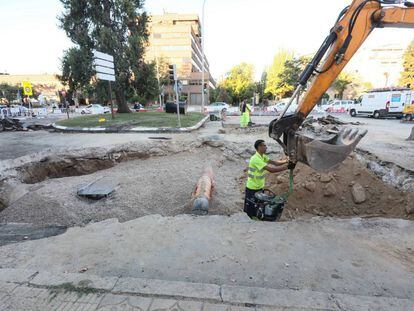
[269,0,414,171]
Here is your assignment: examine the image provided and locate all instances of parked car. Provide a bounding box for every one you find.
[80,104,111,115]
[350,88,411,118]
[165,101,187,114]
[326,100,355,113]
[266,101,299,115]
[204,102,229,114]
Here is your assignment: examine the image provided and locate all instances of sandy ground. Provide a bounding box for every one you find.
[1,116,414,304]
[1,136,412,227]
[0,147,244,226]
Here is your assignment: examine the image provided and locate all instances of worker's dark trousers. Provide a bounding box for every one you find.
[244,187,262,218]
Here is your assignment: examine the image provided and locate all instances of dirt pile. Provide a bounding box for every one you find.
[265,156,414,220]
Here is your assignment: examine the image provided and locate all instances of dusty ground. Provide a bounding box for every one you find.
[0,147,244,226]
[1,215,413,300]
[1,117,414,306]
[0,117,412,231]
[1,138,413,228]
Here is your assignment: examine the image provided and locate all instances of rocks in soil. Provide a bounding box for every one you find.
[304,181,316,192]
[405,205,414,215]
[200,135,225,147]
[323,183,336,197]
[276,176,285,184]
[351,183,367,204]
[320,174,333,183]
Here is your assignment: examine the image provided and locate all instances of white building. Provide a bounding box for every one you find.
[347,43,405,88]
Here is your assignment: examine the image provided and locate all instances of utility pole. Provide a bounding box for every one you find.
[201,0,207,112]
[169,65,181,127]
[153,32,163,108]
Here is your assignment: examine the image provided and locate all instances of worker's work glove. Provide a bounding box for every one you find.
[287,161,296,170]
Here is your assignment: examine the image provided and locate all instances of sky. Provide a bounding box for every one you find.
[0,0,412,81]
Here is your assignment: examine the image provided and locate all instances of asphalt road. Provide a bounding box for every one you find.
[227,113,414,171]
[1,113,413,170]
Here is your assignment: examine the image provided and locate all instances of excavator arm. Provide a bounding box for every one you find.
[269,0,414,171]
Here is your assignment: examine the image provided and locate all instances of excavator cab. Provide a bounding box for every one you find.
[268,0,414,171]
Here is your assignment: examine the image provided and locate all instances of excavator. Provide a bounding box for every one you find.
[270,0,414,172]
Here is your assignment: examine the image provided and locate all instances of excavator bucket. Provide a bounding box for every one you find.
[295,127,367,172]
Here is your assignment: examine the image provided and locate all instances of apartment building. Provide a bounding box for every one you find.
[347,43,405,88]
[145,13,215,105]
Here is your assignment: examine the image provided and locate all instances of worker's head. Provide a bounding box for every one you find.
[254,140,266,154]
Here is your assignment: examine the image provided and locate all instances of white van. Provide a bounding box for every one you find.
[350,88,413,118]
[327,100,355,113]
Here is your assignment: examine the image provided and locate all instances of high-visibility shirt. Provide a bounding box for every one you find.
[240,103,251,113]
[246,152,269,190]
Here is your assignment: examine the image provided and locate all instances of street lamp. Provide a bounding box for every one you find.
[201,0,207,112]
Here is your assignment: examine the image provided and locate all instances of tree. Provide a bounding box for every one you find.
[399,40,414,89]
[59,0,149,113]
[57,47,95,105]
[0,83,40,103]
[346,77,372,100]
[210,86,232,104]
[265,49,294,98]
[276,56,310,98]
[256,71,272,103]
[131,61,159,104]
[221,63,255,103]
[0,83,21,103]
[332,72,353,99]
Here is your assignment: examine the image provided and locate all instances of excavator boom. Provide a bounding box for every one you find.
[269,0,414,171]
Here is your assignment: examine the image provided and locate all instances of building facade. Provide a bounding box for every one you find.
[145,13,215,105]
[347,43,405,88]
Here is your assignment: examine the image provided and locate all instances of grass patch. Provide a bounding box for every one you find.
[56,112,205,128]
[47,282,103,301]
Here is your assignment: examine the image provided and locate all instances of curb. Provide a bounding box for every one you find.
[51,115,209,133]
[0,268,412,310]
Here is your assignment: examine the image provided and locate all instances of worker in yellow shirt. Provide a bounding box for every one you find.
[239,100,251,128]
[244,140,292,218]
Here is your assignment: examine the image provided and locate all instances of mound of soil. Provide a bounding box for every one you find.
[265,156,414,220]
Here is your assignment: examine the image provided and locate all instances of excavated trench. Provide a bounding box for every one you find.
[18,151,154,184]
[0,141,413,230]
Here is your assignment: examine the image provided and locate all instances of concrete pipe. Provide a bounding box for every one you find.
[192,167,214,215]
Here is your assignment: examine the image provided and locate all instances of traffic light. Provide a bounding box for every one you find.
[203,82,208,94]
[168,64,177,84]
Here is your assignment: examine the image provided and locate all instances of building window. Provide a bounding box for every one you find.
[161,46,190,51]
[153,33,161,38]
[190,80,202,86]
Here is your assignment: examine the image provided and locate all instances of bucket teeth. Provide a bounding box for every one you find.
[296,126,368,172]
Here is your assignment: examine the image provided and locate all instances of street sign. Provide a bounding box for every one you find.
[93,50,114,62]
[93,50,116,119]
[96,72,116,82]
[22,81,33,96]
[93,58,114,69]
[95,66,115,76]
[93,50,115,82]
